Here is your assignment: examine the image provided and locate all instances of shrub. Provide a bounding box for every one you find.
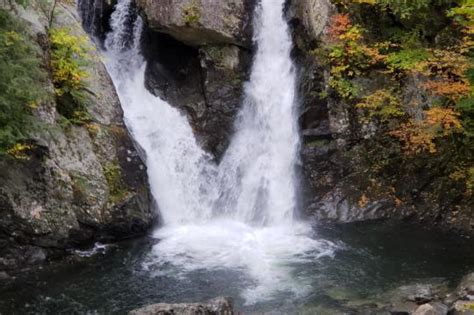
[49,27,91,125]
[0,10,46,157]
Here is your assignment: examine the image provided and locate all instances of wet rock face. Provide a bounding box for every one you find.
[136,0,254,47]
[129,297,234,315]
[135,0,257,156]
[141,16,253,156]
[0,2,153,272]
[78,0,117,43]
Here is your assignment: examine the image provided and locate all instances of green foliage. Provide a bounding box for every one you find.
[0,9,46,156]
[49,27,91,125]
[448,0,474,27]
[103,162,128,203]
[386,48,431,71]
[457,96,474,136]
[356,89,404,122]
[456,65,474,137]
[377,0,433,19]
[323,0,474,203]
[321,15,378,99]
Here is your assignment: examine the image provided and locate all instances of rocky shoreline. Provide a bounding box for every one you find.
[126,275,474,315]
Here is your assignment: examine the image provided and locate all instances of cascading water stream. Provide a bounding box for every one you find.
[99,0,336,304]
[217,0,300,225]
[103,0,217,225]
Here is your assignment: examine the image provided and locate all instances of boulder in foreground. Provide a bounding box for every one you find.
[129,297,233,315]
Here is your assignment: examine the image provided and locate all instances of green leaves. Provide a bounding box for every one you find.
[386,48,431,71]
[0,10,46,156]
[49,27,91,125]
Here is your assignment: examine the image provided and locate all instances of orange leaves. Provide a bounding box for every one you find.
[422,50,471,101]
[328,14,352,41]
[425,107,463,133]
[391,107,463,154]
[424,49,470,78]
[391,121,437,154]
[327,14,364,43]
[423,80,471,101]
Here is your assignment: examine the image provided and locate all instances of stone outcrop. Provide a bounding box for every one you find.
[0,2,153,273]
[286,0,474,234]
[129,297,233,315]
[313,276,474,314]
[138,0,254,156]
[136,0,253,47]
[288,0,333,48]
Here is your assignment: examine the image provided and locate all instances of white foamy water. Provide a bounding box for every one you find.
[101,0,336,304]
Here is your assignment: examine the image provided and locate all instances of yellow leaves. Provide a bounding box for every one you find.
[340,25,363,42]
[354,0,376,4]
[424,80,471,101]
[391,107,463,154]
[450,166,474,196]
[86,123,101,137]
[391,121,437,154]
[425,48,470,79]
[49,28,88,55]
[27,100,38,109]
[3,31,20,46]
[356,89,404,121]
[49,27,90,103]
[7,143,33,160]
[425,107,463,134]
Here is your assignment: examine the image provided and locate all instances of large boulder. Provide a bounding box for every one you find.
[136,0,254,47]
[0,2,153,272]
[288,0,333,47]
[136,0,256,155]
[143,30,252,155]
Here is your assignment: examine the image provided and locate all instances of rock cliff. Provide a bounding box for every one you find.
[0,1,153,273]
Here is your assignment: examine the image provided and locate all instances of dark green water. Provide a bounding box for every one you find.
[0,220,473,314]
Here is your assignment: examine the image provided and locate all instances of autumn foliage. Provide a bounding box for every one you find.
[321,0,474,204]
[328,14,352,41]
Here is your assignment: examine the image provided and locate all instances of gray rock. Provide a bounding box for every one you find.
[407,285,435,304]
[136,0,254,47]
[451,300,474,315]
[413,303,448,315]
[25,246,47,265]
[288,0,333,43]
[129,297,233,315]
[389,301,418,315]
[456,273,474,301]
[0,0,153,272]
[143,31,252,155]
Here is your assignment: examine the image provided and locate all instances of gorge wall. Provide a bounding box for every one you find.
[0,0,153,273]
[1,0,472,275]
[129,0,473,234]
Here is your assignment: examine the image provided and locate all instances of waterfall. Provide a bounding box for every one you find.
[96,0,335,304]
[103,0,218,225]
[217,0,299,225]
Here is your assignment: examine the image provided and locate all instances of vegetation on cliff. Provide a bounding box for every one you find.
[49,26,91,125]
[0,9,46,157]
[0,1,92,159]
[319,0,473,220]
